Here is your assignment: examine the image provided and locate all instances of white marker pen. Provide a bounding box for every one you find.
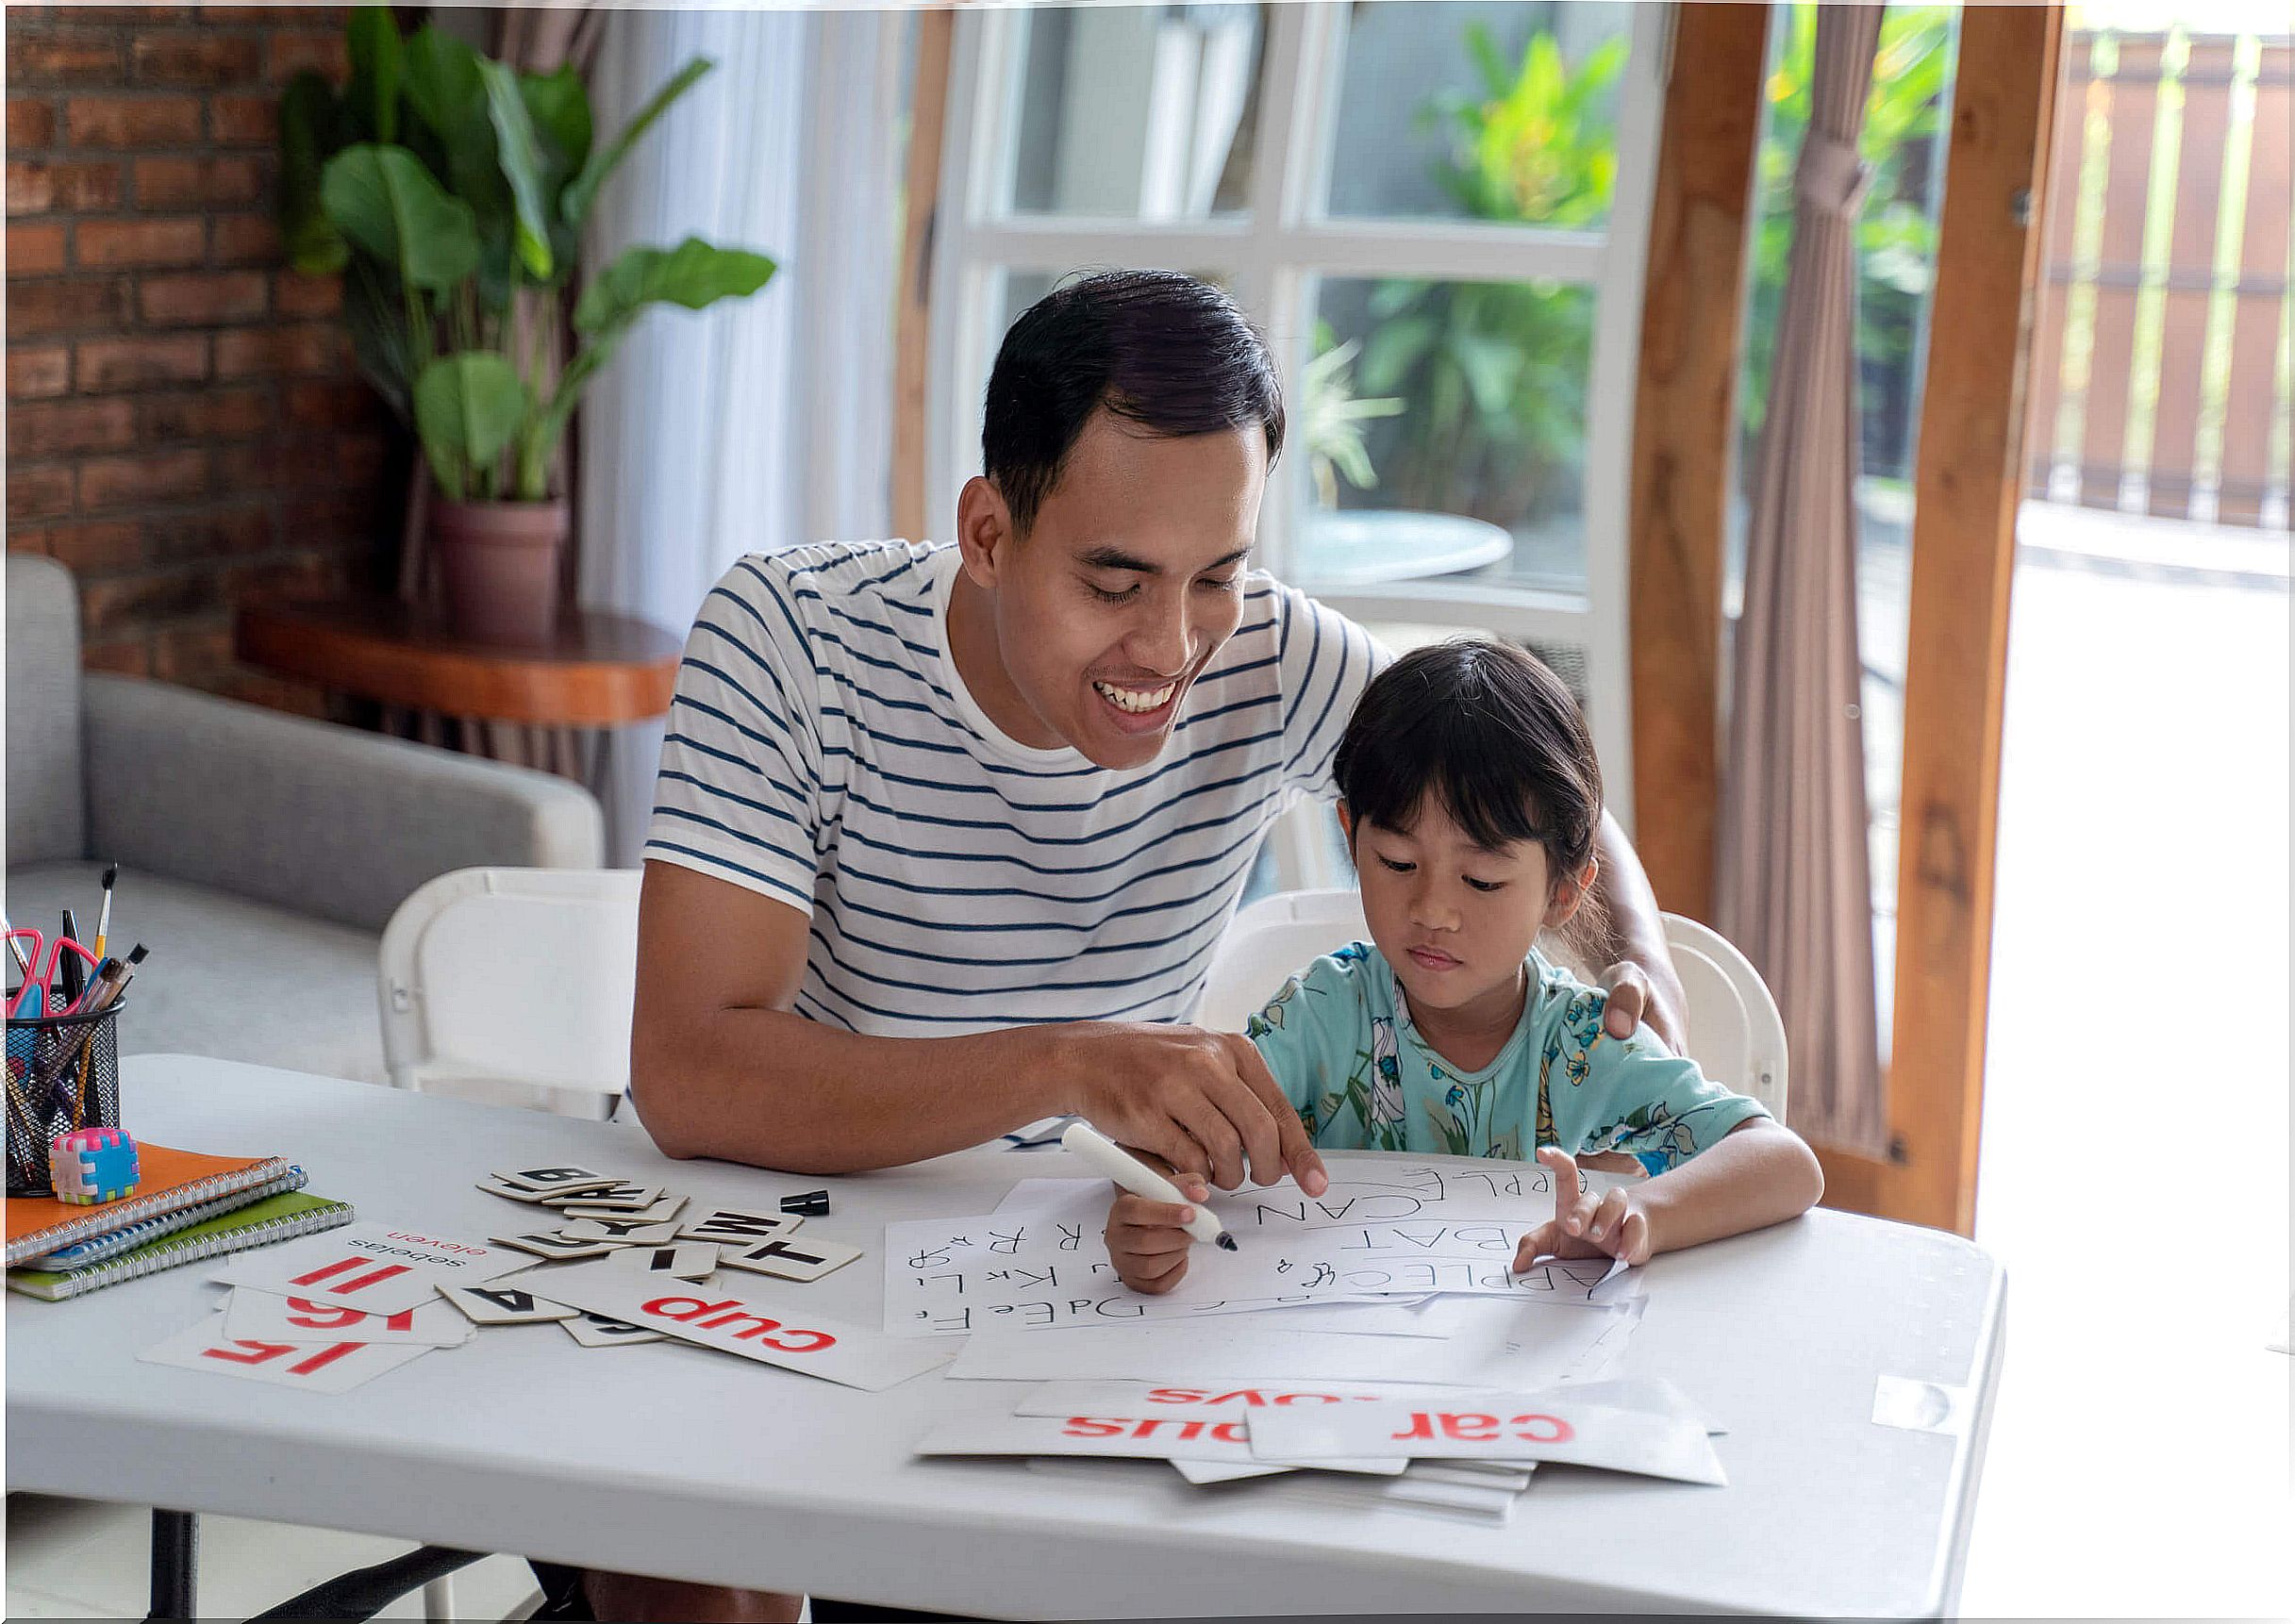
[1059,1119,1238,1251]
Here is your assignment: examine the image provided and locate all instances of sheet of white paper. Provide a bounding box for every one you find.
[888,1175,1638,1334]
[139,1313,437,1394]
[1247,1396,1728,1485]
[1171,1458,1294,1484]
[944,1304,1621,1387]
[1014,1378,1512,1417]
[508,1262,954,1392]
[212,1222,531,1315]
[223,1287,473,1348]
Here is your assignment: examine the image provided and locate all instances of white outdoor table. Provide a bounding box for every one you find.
[8,1056,2006,1617]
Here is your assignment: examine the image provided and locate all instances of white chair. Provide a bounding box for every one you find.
[378,867,643,1623]
[1197,887,1788,1119]
[377,866,641,1121]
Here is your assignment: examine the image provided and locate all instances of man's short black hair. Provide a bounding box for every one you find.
[983,270,1285,535]
[1334,638,1605,883]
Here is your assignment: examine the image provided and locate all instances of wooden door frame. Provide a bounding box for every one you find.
[1821,4,2066,1234]
[1627,2,1774,919]
[1628,4,2068,1234]
[893,8,958,545]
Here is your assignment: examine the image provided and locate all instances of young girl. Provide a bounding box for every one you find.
[1107,638,1823,1292]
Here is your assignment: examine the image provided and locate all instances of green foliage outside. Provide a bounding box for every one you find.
[1315,25,1622,525]
[278,8,775,502]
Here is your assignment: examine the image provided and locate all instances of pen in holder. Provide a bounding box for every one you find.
[6,997,125,1197]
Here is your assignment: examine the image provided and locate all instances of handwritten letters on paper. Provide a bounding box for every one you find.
[885,1162,1637,1335]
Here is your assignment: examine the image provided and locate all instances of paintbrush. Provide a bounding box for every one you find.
[92,864,118,961]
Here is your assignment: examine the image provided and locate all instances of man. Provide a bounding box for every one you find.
[551,270,1686,1621]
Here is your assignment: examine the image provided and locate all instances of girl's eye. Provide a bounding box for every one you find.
[1378,856,1415,874]
[1464,876,1506,893]
[1089,581,1139,605]
[1197,573,1240,592]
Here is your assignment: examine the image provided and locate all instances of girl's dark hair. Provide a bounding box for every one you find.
[1334,638,1605,903]
[983,270,1285,535]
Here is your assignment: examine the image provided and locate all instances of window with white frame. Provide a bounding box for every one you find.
[928,1,1671,832]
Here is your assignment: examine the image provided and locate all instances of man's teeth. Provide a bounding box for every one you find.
[1094,680,1176,714]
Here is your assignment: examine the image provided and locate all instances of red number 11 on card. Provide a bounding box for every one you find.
[288,1256,413,1295]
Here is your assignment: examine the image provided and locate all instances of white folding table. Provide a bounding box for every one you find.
[7,1056,2006,1617]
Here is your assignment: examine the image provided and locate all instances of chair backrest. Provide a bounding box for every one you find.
[1196,887,1788,1119]
[5,555,87,866]
[377,867,641,1107]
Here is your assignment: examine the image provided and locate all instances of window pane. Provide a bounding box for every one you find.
[1297,275,1597,593]
[1007,5,1264,220]
[1727,3,1961,1055]
[1324,1,1632,226]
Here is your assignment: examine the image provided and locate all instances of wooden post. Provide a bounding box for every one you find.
[1878,4,2066,1235]
[893,8,957,543]
[1626,3,1772,920]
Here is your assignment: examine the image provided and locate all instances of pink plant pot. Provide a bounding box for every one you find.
[431,498,569,644]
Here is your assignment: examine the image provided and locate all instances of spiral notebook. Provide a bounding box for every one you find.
[6,1145,297,1267]
[19,1166,310,1269]
[8,1190,356,1301]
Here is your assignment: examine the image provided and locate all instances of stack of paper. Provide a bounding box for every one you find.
[918,1377,1727,1524]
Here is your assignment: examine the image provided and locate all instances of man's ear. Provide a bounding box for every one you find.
[1545,856,1599,926]
[955,475,1015,588]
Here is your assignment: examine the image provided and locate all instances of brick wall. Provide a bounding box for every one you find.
[6,5,400,712]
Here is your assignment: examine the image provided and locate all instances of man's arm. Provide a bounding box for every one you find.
[1587,808,1689,1052]
[628,861,1325,1191]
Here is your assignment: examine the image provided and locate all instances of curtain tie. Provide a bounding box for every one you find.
[1794,133,1873,218]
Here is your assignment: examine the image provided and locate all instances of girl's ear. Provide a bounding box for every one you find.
[954,475,1013,588]
[1336,802,1355,847]
[1545,856,1599,925]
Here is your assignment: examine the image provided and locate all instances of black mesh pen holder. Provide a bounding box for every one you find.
[6,998,125,1197]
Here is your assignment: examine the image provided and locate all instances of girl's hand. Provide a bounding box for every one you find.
[1105,1179,1210,1295]
[1513,1146,1655,1270]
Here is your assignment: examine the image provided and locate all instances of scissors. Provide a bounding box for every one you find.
[4,925,102,1019]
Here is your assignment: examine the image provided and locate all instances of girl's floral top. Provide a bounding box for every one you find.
[1242,941,1768,1170]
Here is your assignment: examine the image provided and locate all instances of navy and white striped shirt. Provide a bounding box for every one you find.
[644,540,1384,1036]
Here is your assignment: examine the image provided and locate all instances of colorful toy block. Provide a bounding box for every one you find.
[50,1125,138,1204]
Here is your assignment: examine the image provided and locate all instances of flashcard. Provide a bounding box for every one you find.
[1245,1396,1727,1485]
[439,1284,580,1326]
[224,1287,473,1348]
[540,1183,662,1211]
[563,1312,666,1348]
[214,1223,531,1315]
[491,1166,623,1195]
[476,1178,565,1204]
[560,1218,683,1245]
[678,1207,800,1245]
[558,1193,687,1224]
[492,1232,619,1261]
[512,1262,955,1390]
[917,1412,1265,1466]
[140,1313,436,1393]
[609,1243,719,1280]
[719,1235,862,1283]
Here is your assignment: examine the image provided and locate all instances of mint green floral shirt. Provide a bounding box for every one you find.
[1243,941,1768,1170]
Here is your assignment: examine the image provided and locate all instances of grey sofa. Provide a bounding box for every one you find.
[5,555,604,1083]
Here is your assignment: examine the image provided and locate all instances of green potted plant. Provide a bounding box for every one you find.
[278,8,774,640]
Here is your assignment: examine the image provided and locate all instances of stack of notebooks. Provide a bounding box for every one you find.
[6,1144,354,1301]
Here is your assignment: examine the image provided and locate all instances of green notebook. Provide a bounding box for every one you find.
[7,1190,356,1301]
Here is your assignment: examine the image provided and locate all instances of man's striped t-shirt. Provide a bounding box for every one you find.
[643,539,1384,1036]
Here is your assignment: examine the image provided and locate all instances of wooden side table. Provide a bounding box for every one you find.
[235,596,683,784]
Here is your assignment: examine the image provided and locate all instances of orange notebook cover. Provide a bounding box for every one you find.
[6,1144,291,1267]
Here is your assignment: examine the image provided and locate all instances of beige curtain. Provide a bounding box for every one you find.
[1715,4,1887,1153]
